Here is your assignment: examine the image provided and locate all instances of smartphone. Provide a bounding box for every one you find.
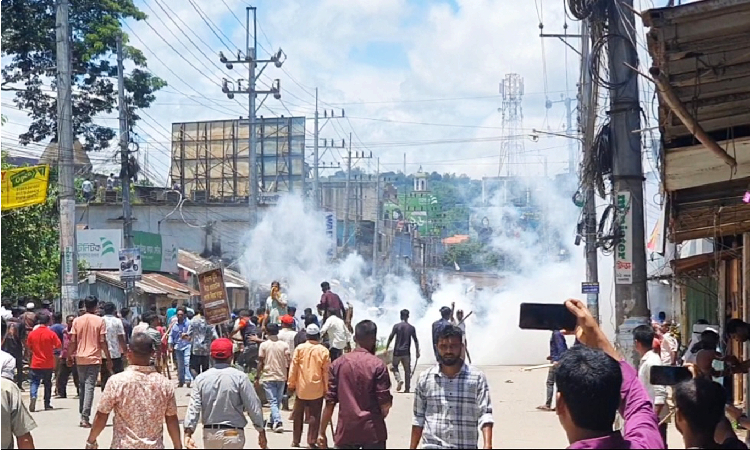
[518,303,577,331]
[650,365,692,386]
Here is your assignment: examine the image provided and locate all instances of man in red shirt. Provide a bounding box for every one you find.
[26,312,61,412]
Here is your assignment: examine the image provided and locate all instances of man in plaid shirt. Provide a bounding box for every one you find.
[410,325,493,449]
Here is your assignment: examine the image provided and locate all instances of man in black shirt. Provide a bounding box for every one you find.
[386,309,420,393]
[431,306,452,361]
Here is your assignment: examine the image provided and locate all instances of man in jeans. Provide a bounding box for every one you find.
[188,303,218,378]
[26,312,61,412]
[55,315,78,399]
[256,323,291,433]
[168,307,192,388]
[386,309,420,393]
[538,329,567,411]
[68,296,111,428]
[101,302,127,390]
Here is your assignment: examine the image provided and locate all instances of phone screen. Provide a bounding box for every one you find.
[649,365,692,386]
[518,303,577,331]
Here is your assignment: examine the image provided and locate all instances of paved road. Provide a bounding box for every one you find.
[19,365,686,449]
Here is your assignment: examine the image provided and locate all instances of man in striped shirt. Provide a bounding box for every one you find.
[411,325,493,449]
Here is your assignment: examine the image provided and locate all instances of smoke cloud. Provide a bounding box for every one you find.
[238,179,614,366]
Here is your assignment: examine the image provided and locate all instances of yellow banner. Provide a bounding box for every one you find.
[1,165,51,211]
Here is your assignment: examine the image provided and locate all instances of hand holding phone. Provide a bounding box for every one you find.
[650,365,692,386]
[519,303,577,332]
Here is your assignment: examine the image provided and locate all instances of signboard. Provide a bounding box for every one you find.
[77,229,123,269]
[1,164,50,211]
[63,246,75,284]
[198,268,231,325]
[132,231,178,273]
[615,191,633,285]
[119,248,142,281]
[581,282,600,294]
[325,211,336,259]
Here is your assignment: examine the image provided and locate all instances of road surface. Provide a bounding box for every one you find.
[20,365,686,449]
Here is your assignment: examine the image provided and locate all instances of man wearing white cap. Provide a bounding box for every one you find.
[288,323,330,448]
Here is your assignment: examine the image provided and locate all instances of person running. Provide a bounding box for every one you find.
[288,324,330,448]
[318,282,345,323]
[168,307,192,388]
[85,333,182,450]
[318,320,393,450]
[55,315,78,399]
[68,296,111,428]
[320,310,354,362]
[256,323,291,433]
[265,281,289,328]
[386,309,420,394]
[1,377,37,449]
[187,303,217,378]
[411,325,494,449]
[184,338,268,450]
[430,306,452,360]
[101,302,127,391]
[538,329,568,412]
[26,313,61,412]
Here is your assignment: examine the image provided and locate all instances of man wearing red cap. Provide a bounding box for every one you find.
[184,338,267,449]
[279,315,298,355]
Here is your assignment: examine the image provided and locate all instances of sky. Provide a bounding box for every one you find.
[1,0,668,188]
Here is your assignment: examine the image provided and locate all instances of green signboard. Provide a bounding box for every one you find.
[132,231,178,273]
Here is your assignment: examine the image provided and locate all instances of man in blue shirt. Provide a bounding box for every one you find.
[431,306,452,361]
[165,300,178,327]
[168,307,192,388]
[538,330,568,411]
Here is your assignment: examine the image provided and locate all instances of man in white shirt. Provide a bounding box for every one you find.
[319,311,354,362]
[106,173,116,190]
[660,323,678,365]
[81,179,94,202]
[634,324,668,447]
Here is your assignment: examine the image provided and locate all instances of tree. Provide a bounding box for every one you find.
[1,0,166,152]
[1,153,63,298]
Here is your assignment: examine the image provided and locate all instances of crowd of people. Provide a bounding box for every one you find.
[5,286,750,449]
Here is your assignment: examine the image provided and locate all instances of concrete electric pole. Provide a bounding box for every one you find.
[219,6,284,227]
[116,35,135,305]
[372,158,381,275]
[607,0,648,362]
[56,0,78,317]
[579,18,600,323]
[311,91,345,208]
[342,135,373,252]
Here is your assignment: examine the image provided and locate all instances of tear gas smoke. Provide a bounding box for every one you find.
[238,179,614,366]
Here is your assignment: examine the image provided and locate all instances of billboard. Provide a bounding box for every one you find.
[170,116,306,203]
[119,248,142,281]
[132,231,179,273]
[1,165,50,211]
[76,229,123,269]
[325,211,336,259]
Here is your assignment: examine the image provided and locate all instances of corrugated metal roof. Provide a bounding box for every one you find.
[93,271,198,298]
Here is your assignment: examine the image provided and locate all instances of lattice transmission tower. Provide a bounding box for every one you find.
[498,73,525,177]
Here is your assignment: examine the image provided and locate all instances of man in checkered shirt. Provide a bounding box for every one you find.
[410,325,494,449]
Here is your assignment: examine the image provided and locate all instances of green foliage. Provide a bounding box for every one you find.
[1,154,61,298]
[1,0,166,152]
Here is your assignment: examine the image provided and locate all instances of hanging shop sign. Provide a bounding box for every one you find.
[1,165,50,211]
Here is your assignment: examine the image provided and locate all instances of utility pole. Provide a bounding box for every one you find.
[565,96,575,175]
[116,35,135,305]
[372,158,381,275]
[314,88,319,207]
[608,0,648,363]
[219,6,284,227]
[579,18,600,323]
[343,133,352,252]
[309,94,345,208]
[56,0,77,318]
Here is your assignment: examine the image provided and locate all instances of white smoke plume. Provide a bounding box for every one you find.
[238,183,614,366]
